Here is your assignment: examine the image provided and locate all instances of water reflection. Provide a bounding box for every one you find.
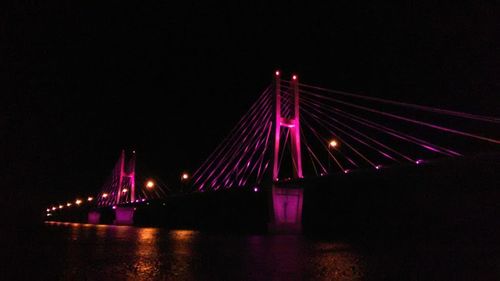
[42,222,365,281]
[164,230,198,280]
[129,228,160,281]
[306,242,365,281]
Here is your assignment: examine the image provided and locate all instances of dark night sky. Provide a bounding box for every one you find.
[1,1,498,220]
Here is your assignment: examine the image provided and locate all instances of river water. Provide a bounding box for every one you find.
[1,221,498,280]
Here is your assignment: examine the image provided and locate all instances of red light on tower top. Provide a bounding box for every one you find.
[275,70,280,76]
[292,75,297,80]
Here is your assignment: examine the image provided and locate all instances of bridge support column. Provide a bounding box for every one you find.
[88,210,101,224]
[114,207,135,225]
[269,185,303,233]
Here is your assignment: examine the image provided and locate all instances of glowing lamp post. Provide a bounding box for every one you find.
[329,140,338,148]
[180,172,189,193]
[146,180,155,189]
[328,139,339,172]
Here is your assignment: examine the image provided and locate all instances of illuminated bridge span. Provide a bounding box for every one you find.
[46,71,500,231]
[188,71,499,232]
[46,150,169,224]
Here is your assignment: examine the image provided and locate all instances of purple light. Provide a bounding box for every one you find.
[272,187,303,226]
[112,206,117,209]
[375,165,382,170]
[344,169,350,174]
[422,145,440,153]
[141,199,146,202]
[346,157,357,166]
[114,208,134,224]
[279,120,295,128]
[415,159,423,164]
[253,187,259,192]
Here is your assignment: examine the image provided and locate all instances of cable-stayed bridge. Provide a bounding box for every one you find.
[45,71,500,232]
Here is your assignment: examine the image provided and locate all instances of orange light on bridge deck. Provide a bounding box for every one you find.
[87,196,93,202]
[329,139,338,148]
[51,207,57,211]
[102,193,108,198]
[146,180,155,189]
[181,173,189,180]
[122,188,128,193]
[59,205,63,209]
[75,199,82,205]
[67,202,72,207]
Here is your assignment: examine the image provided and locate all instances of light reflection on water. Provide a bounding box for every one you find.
[37,222,365,280]
[130,227,161,280]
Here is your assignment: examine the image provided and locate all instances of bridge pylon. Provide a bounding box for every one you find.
[270,71,304,233]
[272,71,303,180]
[115,150,136,205]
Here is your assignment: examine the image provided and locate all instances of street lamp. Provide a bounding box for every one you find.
[146,180,155,189]
[329,139,338,148]
[180,172,189,193]
[328,139,339,172]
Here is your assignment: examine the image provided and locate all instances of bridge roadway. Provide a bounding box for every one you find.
[45,153,500,238]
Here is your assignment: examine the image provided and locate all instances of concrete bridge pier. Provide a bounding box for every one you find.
[269,184,304,234]
[113,207,135,225]
[88,210,101,224]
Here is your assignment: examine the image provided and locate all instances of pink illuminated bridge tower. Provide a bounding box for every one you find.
[271,71,305,233]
